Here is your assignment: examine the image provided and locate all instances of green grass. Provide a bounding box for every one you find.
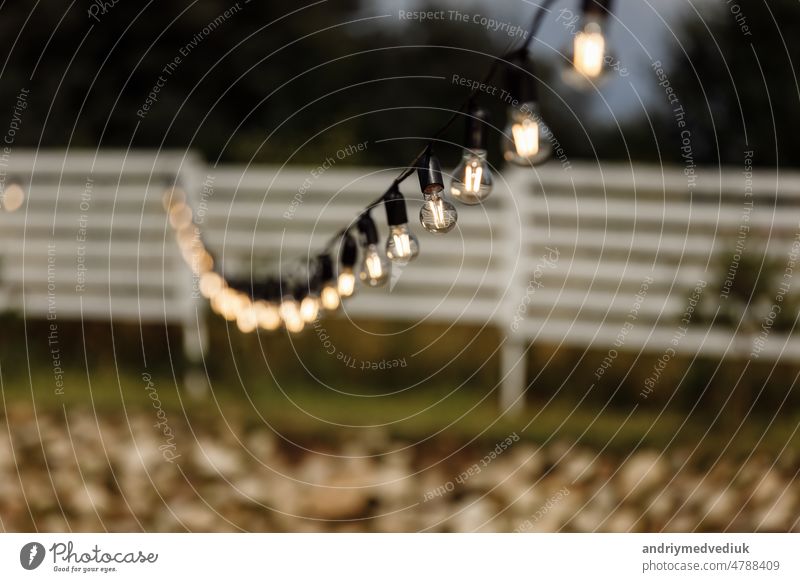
[3,365,798,460]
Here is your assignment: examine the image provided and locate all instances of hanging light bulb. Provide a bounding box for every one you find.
[383,185,420,264]
[357,213,390,287]
[450,106,493,205]
[563,0,614,87]
[320,284,340,311]
[574,20,605,77]
[503,103,553,166]
[300,295,320,322]
[417,150,457,234]
[236,302,259,333]
[254,299,281,331]
[317,254,341,311]
[212,285,247,321]
[199,271,225,299]
[2,180,25,212]
[337,232,358,298]
[279,283,305,333]
[503,55,553,166]
[254,279,282,331]
[300,272,321,323]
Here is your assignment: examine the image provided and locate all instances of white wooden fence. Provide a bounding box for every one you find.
[2,150,799,412]
[0,150,206,364]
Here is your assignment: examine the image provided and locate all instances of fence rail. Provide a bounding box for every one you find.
[2,150,799,411]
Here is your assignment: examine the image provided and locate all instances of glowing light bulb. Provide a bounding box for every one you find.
[196,251,214,274]
[450,106,493,205]
[337,268,356,298]
[210,291,225,314]
[254,300,282,331]
[450,150,493,205]
[417,150,457,234]
[2,182,25,212]
[360,244,390,287]
[561,5,614,88]
[236,304,258,333]
[315,253,341,311]
[503,103,552,166]
[420,192,457,234]
[254,279,284,331]
[214,289,246,322]
[280,296,304,333]
[357,213,390,287]
[200,272,225,299]
[162,186,187,212]
[175,227,195,248]
[337,233,358,298]
[573,20,606,78]
[383,186,420,263]
[169,203,192,230]
[300,294,320,323]
[321,284,340,311]
[386,224,420,263]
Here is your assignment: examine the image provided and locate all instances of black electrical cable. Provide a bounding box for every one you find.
[179,0,560,298]
[310,2,557,273]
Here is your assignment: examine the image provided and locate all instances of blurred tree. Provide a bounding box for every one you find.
[650,0,799,167]
[542,0,800,166]
[0,1,515,167]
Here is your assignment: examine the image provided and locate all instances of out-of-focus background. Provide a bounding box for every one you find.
[0,0,799,532]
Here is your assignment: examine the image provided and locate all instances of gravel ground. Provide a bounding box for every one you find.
[1,405,798,532]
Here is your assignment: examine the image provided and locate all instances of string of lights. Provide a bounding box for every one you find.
[163,0,614,334]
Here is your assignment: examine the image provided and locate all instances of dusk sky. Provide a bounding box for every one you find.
[366,0,719,121]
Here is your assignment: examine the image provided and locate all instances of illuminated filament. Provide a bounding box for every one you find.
[280,300,304,333]
[392,233,412,258]
[574,28,605,78]
[321,285,340,310]
[236,306,258,333]
[465,163,483,193]
[430,198,447,228]
[300,296,320,322]
[512,119,540,157]
[365,252,385,279]
[338,270,356,297]
[2,183,25,212]
[255,301,282,331]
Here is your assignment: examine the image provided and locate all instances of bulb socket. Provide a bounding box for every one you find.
[318,254,335,283]
[357,213,379,246]
[506,54,537,105]
[307,270,322,294]
[264,278,282,302]
[384,185,408,227]
[340,232,358,268]
[292,285,307,302]
[251,281,267,301]
[465,106,490,151]
[582,0,611,16]
[277,279,292,299]
[416,150,444,194]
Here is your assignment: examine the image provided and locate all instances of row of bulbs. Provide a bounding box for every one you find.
[163,174,424,334]
[163,186,290,333]
[163,0,614,334]
[438,0,615,213]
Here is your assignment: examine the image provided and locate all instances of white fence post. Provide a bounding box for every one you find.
[499,338,527,415]
[178,154,210,397]
[497,168,531,415]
